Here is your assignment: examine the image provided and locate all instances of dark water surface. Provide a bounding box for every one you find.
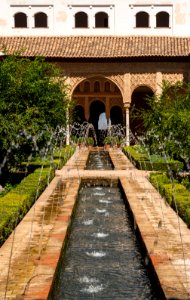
[85,151,114,170]
[53,183,160,299]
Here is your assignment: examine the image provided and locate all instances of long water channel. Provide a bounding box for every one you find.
[52,151,162,299]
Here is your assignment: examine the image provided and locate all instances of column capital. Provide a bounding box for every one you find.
[124,102,131,109]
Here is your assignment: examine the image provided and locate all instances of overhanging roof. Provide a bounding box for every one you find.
[0,35,190,59]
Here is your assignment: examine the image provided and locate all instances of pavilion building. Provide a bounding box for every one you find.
[0,0,190,143]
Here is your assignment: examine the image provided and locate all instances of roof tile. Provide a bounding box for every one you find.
[0,35,190,58]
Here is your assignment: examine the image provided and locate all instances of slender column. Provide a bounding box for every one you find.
[66,107,70,145]
[105,96,110,120]
[123,73,131,146]
[124,102,130,146]
[84,96,89,121]
[106,97,111,135]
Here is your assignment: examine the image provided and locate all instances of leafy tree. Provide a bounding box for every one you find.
[0,55,71,173]
[137,81,190,170]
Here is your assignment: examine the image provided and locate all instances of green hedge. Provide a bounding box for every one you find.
[150,173,190,227]
[122,145,183,171]
[0,145,76,246]
[21,145,76,170]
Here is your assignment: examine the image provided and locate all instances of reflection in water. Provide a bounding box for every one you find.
[85,151,113,170]
[53,184,160,299]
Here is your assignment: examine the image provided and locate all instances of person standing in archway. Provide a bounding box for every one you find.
[98,112,108,146]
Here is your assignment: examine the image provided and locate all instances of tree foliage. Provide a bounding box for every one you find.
[139,81,190,170]
[0,55,71,172]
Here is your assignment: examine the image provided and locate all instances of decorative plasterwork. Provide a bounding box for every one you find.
[88,97,106,106]
[131,73,156,93]
[106,74,124,97]
[109,97,123,109]
[69,75,86,93]
[162,73,184,84]
[69,73,124,96]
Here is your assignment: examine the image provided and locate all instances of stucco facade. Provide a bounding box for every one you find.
[0,0,190,37]
[0,1,190,144]
[62,59,189,143]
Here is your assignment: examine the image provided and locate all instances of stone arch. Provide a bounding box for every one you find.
[70,74,124,98]
[131,73,156,97]
[131,83,155,96]
[72,76,124,142]
[130,85,154,136]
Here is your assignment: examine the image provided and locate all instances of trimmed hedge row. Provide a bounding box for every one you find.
[0,145,76,246]
[150,173,190,228]
[122,145,183,171]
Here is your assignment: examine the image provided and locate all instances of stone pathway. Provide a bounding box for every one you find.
[0,147,189,299]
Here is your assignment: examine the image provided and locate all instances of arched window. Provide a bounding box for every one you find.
[105,81,110,92]
[84,81,90,92]
[34,12,48,28]
[136,12,149,28]
[95,12,108,28]
[94,81,100,92]
[14,12,27,28]
[156,12,169,28]
[75,12,88,28]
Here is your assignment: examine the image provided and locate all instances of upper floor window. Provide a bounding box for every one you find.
[136,11,149,28]
[95,12,108,28]
[75,12,88,28]
[156,11,169,27]
[34,12,48,28]
[14,12,27,28]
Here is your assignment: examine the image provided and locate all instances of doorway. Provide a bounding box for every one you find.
[89,100,106,145]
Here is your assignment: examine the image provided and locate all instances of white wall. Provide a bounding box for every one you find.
[0,0,189,36]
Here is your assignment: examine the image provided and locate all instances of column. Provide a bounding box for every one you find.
[124,102,130,146]
[105,97,111,135]
[84,96,89,121]
[123,73,131,146]
[65,79,71,145]
[66,107,70,145]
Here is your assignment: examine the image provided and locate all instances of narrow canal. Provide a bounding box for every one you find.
[52,151,161,299]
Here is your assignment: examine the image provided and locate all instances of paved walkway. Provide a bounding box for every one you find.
[0,147,189,299]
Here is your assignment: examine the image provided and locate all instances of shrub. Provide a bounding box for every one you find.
[149,172,190,228]
[123,146,183,171]
[0,145,76,246]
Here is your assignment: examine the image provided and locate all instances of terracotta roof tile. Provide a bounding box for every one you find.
[0,35,190,58]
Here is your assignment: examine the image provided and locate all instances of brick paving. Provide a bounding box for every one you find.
[0,147,189,299]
